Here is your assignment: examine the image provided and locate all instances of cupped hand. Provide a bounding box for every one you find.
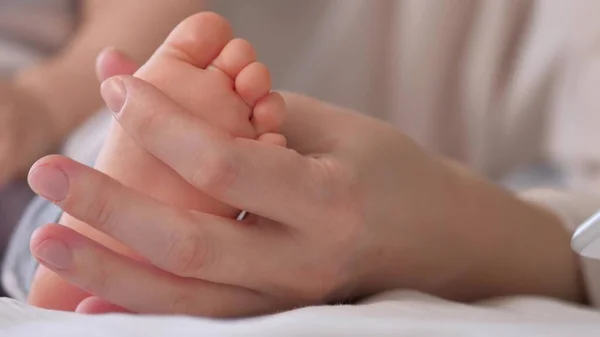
[0,82,58,185]
[27,50,580,317]
[26,81,472,316]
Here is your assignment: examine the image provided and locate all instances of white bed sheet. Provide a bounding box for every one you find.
[1,291,599,336]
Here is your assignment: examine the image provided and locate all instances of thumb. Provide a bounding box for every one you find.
[96,47,140,82]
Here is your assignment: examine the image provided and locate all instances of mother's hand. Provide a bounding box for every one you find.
[28,51,582,317]
[29,84,412,316]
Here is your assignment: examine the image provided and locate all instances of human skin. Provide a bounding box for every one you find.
[26,51,584,316]
[27,13,286,311]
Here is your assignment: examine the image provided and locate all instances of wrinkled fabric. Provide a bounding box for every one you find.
[0,291,599,336]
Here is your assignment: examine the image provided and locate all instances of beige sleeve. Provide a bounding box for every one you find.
[519,188,600,307]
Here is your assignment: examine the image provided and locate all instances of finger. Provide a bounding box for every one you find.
[258,133,287,147]
[101,76,347,226]
[30,224,272,317]
[28,155,278,284]
[276,92,348,155]
[76,297,133,315]
[96,47,140,82]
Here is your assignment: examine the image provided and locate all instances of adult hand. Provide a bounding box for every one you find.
[0,82,59,185]
[28,50,582,317]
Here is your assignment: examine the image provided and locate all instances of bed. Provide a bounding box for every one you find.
[1,290,599,336]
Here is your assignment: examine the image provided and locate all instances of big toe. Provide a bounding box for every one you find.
[137,12,255,138]
[159,12,233,69]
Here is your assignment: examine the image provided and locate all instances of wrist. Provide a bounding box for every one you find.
[440,160,584,303]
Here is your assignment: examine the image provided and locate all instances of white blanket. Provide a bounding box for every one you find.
[1,291,599,336]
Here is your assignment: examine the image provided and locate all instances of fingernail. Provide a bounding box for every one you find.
[101,77,127,114]
[28,165,69,202]
[34,239,72,270]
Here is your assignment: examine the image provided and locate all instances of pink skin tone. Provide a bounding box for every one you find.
[26,77,581,316]
[27,12,287,312]
[24,15,582,318]
[29,76,583,317]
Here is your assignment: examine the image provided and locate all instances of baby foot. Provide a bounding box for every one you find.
[139,11,286,141]
[28,12,287,311]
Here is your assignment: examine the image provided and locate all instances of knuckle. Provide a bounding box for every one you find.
[311,157,349,205]
[311,157,365,228]
[136,106,165,146]
[190,149,239,194]
[82,264,112,297]
[85,189,115,232]
[165,229,212,277]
